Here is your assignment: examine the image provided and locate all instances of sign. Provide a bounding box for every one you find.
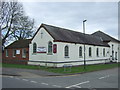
[16,50,20,54]
[53,44,57,53]
[37,47,47,53]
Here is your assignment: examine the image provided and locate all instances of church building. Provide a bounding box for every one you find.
[92,31,120,62]
[28,24,119,67]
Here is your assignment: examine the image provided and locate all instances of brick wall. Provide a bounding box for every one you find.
[2,48,29,65]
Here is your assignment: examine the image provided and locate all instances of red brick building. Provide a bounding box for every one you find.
[2,39,31,65]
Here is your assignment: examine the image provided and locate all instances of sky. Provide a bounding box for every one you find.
[22,1,118,39]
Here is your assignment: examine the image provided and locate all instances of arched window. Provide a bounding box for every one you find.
[89,47,92,57]
[65,45,69,57]
[103,48,105,57]
[33,43,37,53]
[79,46,82,57]
[48,41,52,54]
[115,52,117,60]
[96,48,99,57]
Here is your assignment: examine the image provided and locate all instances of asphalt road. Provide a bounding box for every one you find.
[2,67,118,88]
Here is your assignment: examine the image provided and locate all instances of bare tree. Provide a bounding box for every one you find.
[0,1,34,47]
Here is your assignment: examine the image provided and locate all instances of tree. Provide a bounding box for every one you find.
[0,1,34,47]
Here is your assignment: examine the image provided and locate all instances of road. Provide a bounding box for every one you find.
[2,67,118,89]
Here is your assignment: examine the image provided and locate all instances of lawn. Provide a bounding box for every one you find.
[0,63,2,67]
[2,63,119,74]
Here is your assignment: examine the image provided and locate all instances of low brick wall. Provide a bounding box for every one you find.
[2,59,28,65]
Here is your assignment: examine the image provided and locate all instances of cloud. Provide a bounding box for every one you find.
[22,2,118,39]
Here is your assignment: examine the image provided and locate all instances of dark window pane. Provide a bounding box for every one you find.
[65,46,69,57]
[33,43,37,53]
[79,46,82,57]
[48,41,52,54]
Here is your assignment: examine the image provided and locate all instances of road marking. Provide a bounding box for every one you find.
[41,83,49,85]
[9,76,13,78]
[30,81,37,83]
[22,79,29,81]
[99,75,110,79]
[15,77,20,80]
[52,85,62,88]
[72,86,81,88]
[66,81,90,88]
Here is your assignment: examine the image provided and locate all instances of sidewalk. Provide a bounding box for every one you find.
[2,67,64,77]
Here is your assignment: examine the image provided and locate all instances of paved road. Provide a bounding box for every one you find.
[2,67,118,88]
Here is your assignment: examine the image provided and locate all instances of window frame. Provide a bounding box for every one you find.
[64,45,69,58]
[103,48,105,57]
[5,49,8,57]
[115,52,117,60]
[33,43,37,53]
[89,47,92,57]
[79,46,82,57]
[22,49,26,58]
[13,49,16,57]
[48,41,53,55]
[96,48,99,57]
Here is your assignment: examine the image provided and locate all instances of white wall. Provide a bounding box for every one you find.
[29,27,57,63]
[56,42,110,67]
[29,27,110,67]
[108,41,119,62]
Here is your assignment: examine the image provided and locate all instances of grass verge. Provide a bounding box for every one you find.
[2,63,119,74]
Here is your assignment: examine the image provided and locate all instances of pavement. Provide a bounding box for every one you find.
[2,67,64,77]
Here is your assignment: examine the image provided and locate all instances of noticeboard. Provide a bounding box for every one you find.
[37,47,47,53]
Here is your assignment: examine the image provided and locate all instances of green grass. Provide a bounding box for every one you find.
[2,63,45,70]
[47,63,118,74]
[2,63,119,74]
[0,63,2,67]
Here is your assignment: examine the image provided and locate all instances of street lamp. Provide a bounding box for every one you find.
[83,20,87,70]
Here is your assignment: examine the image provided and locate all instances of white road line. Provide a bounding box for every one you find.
[9,76,13,78]
[52,85,62,88]
[30,81,37,83]
[41,83,49,85]
[66,81,90,88]
[99,75,110,79]
[99,77,105,79]
[22,79,29,81]
[71,86,81,88]
[15,78,20,80]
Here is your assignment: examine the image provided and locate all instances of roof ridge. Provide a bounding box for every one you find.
[42,23,92,36]
[93,30,118,41]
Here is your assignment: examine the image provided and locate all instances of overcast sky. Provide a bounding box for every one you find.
[22,2,118,39]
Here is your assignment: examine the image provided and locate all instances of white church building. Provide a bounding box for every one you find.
[28,23,120,67]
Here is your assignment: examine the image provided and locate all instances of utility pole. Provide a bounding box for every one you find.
[83,20,87,70]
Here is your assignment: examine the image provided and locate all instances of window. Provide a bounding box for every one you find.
[79,46,82,57]
[89,47,92,57]
[65,45,69,57]
[33,43,37,53]
[112,44,114,50]
[5,49,8,57]
[22,49,26,58]
[13,50,16,57]
[96,48,99,57]
[103,48,105,57]
[115,52,117,60]
[48,41,52,54]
